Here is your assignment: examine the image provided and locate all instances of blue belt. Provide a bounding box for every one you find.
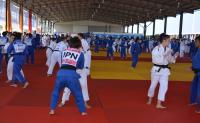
[13,53,24,55]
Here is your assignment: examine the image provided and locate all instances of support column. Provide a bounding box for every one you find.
[132,24,134,33]
[126,25,128,33]
[137,23,139,34]
[40,18,43,35]
[6,0,12,32]
[144,22,147,39]
[53,22,55,34]
[164,16,167,33]
[28,9,32,33]
[179,12,183,39]
[152,19,155,37]
[19,4,23,33]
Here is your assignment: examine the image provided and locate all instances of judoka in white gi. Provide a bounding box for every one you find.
[47,36,68,76]
[147,33,179,109]
[59,33,91,108]
[46,38,57,67]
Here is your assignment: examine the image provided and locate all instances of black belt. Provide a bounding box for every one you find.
[47,47,54,51]
[54,50,60,52]
[60,65,76,70]
[192,67,200,74]
[87,49,90,51]
[154,64,171,72]
[9,54,14,57]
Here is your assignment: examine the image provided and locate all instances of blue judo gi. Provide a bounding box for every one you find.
[188,41,197,58]
[0,36,8,73]
[94,38,100,53]
[171,41,180,56]
[7,39,28,85]
[0,45,3,73]
[106,39,114,59]
[25,37,35,64]
[190,48,200,108]
[50,48,86,113]
[131,42,141,68]
[120,40,127,59]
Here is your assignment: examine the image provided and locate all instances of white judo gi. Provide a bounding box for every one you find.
[113,41,117,53]
[47,41,68,75]
[179,40,185,58]
[147,45,178,102]
[128,39,134,54]
[46,40,57,67]
[61,38,91,104]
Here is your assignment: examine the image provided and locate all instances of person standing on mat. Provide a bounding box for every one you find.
[49,37,87,116]
[94,36,100,53]
[0,31,8,74]
[7,32,29,88]
[119,37,127,60]
[4,33,24,83]
[58,33,91,109]
[24,33,35,64]
[46,37,57,67]
[189,35,200,114]
[131,37,141,69]
[47,35,68,76]
[147,33,179,109]
[106,36,114,60]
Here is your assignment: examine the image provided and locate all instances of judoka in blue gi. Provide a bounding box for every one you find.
[188,40,197,58]
[171,39,180,56]
[131,37,141,68]
[24,33,35,64]
[94,36,100,53]
[7,32,29,88]
[49,37,87,116]
[189,36,200,114]
[120,37,127,59]
[106,37,114,60]
[35,34,41,49]
[0,31,9,73]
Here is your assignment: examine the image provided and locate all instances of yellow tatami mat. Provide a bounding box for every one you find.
[92,51,152,58]
[91,60,194,82]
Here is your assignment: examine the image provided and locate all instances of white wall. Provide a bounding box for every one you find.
[73,25,88,33]
[54,20,123,33]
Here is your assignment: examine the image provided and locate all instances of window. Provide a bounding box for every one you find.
[146,21,153,36]
[23,10,29,32]
[166,14,180,35]
[182,9,200,34]
[139,23,144,34]
[133,24,138,34]
[36,17,41,33]
[0,0,6,33]
[124,26,128,33]
[32,14,37,31]
[128,25,132,33]
[11,2,20,31]
[155,19,164,34]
